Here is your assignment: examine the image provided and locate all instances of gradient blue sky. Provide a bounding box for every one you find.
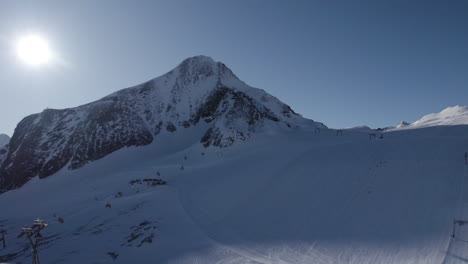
[1,0,467,135]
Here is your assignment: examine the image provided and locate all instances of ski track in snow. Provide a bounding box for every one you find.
[0,125,468,263]
[176,146,347,264]
[442,165,468,264]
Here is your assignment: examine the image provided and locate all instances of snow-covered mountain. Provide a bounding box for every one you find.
[0,56,325,192]
[2,57,468,264]
[0,133,9,148]
[344,125,372,131]
[0,121,467,264]
[395,105,468,130]
[396,121,410,128]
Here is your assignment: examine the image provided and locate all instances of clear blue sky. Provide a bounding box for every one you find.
[1,0,467,135]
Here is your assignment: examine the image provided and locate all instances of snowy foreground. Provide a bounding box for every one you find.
[1,124,468,264]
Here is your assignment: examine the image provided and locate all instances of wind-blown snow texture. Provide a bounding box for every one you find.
[0,56,324,192]
[0,124,467,264]
[1,57,468,264]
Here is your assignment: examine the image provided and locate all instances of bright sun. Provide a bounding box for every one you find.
[16,34,51,66]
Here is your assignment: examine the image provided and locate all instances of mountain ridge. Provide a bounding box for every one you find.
[393,105,468,130]
[0,55,325,192]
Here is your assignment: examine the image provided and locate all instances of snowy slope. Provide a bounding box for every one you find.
[344,125,372,131]
[395,105,468,130]
[0,134,9,148]
[1,57,467,264]
[0,124,467,264]
[396,121,410,128]
[0,56,325,193]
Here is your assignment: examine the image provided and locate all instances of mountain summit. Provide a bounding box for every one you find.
[0,56,325,192]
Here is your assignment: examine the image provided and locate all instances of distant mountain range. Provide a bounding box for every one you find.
[1,56,467,193]
[394,105,468,130]
[1,56,468,264]
[345,105,468,131]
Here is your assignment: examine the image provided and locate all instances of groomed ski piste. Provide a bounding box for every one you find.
[444,162,468,264]
[1,123,468,264]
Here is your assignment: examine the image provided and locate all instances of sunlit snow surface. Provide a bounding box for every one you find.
[1,124,468,264]
[394,106,468,130]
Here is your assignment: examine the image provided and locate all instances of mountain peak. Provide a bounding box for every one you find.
[0,55,325,192]
[396,121,410,128]
[180,55,216,65]
[171,55,239,86]
[173,55,220,85]
[440,105,468,114]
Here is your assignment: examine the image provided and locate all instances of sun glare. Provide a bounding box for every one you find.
[16,34,51,66]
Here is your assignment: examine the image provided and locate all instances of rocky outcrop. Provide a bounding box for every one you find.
[0,55,325,192]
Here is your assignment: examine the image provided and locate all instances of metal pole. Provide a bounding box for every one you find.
[26,234,36,264]
[453,220,456,238]
[18,220,47,264]
[0,230,5,248]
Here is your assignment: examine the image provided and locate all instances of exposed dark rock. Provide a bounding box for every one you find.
[0,99,153,192]
[166,122,177,132]
[191,87,229,124]
[122,220,157,247]
[197,87,279,147]
[0,55,325,193]
[154,121,163,135]
[181,121,191,128]
[107,252,119,260]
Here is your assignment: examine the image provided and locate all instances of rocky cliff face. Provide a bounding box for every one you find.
[0,56,325,192]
